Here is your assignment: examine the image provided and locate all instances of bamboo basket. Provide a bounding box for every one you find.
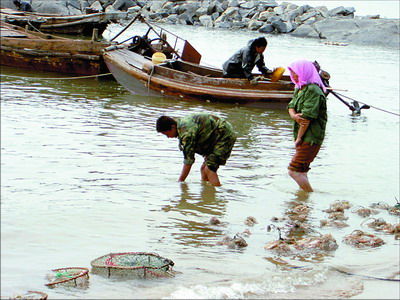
[45,267,89,288]
[90,252,175,279]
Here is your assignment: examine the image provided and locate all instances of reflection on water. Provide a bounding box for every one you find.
[160,183,226,247]
[1,23,399,299]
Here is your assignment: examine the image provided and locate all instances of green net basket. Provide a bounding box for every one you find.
[90,252,175,279]
[45,267,89,289]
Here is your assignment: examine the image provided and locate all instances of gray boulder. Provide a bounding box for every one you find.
[298,10,319,23]
[239,1,258,10]
[290,24,319,38]
[32,1,71,15]
[199,15,214,27]
[259,23,274,33]
[272,20,292,33]
[328,6,355,17]
[248,19,263,30]
[351,19,399,47]
[313,18,359,40]
[89,1,103,12]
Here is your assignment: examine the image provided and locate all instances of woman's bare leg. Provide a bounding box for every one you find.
[288,170,313,192]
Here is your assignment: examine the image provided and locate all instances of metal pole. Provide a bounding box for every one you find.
[110,14,141,42]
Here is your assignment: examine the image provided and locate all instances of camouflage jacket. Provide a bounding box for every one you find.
[177,114,232,165]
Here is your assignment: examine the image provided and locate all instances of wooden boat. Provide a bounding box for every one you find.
[0,21,111,75]
[0,8,127,36]
[103,16,294,107]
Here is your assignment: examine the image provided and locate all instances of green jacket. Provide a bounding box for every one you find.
[177,114,234,165]
[287,84,327,145]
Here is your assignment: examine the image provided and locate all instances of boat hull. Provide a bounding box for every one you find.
[0,22,110,75]
[104,48,294,108]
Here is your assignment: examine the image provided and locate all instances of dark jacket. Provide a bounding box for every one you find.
[222,39,270,80]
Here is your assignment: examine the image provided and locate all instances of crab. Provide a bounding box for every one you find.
[291,204,310,214]
[285,221,314,236]
[369,202,391,210]
[217,234,248,249]
[352,206,379,218]
[271,216,287,222]
[209,216,221,225]
[363,218,388,230]
[294,234,338,251]
[264,234,338,255]
[264,239,293,253]
[383,223,400,234]
[323,200,351,213]
[343,230,385,248]
[328,211,349,220]
[320,219,349,228]
[244,216,258,227]
[388,207,400,216]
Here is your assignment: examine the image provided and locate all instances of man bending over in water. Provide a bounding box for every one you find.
[156,113,236,186]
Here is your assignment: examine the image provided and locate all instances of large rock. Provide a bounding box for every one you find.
[272,20,293,33]
[328,6,355,17]
[313,18,359,40]
[259,23,274,33]
[248,19,263,30]
[32,1,71,15]
[290,24,319,38]
[351,19,399,47]
[199,15,213,27]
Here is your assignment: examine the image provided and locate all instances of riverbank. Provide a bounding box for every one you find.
[1,0,399,48]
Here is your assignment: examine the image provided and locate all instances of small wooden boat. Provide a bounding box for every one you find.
[0,21,111,75]
[0,8,127,36]
[103,16,294,108]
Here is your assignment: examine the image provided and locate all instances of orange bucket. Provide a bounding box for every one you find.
[270,67,285,82]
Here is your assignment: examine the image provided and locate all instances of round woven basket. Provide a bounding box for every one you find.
[90,252,175,279]
[45,267,89,288]
[3,290,48,300]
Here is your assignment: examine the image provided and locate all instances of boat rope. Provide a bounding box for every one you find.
[333,92,400,117]
[147,65,155,93]
[27,20,44,34]
[332,267,400,282]
[0,73,113,80]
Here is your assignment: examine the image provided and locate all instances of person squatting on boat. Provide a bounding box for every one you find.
[287,59,327,192]
[13,0,33,12]
[222,37,272,85]
[156,114,236,187]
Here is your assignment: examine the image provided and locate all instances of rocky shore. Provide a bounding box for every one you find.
[1,0,399,48]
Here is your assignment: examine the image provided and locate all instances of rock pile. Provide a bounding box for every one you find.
[1,0,398,48]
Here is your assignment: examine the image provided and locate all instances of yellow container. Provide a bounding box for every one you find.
[152,52,167,64]
[270,67,285,82]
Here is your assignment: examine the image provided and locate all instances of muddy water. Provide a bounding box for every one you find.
[1,23,399,299]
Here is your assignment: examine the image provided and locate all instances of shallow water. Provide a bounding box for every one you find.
[1,23,399,299]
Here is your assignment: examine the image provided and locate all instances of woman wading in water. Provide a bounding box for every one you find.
[287,60,327,192]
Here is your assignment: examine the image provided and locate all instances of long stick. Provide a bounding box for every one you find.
[110,14,141,42]
[329,90,355,111]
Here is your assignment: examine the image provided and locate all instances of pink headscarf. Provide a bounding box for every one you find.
[288,60,326,92]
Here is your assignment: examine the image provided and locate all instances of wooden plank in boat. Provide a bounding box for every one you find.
[0,27,27,38]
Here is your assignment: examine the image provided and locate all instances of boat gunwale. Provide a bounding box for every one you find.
[104,49,294,102]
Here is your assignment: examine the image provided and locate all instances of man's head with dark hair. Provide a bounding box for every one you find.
[253,37,268,48]
[156,116,178,138]
[13,0,21,8]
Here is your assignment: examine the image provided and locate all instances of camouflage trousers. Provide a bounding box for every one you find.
[204,121,236,172]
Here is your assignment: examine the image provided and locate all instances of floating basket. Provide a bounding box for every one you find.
[90,252,175,279]
[45,267,89,289]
